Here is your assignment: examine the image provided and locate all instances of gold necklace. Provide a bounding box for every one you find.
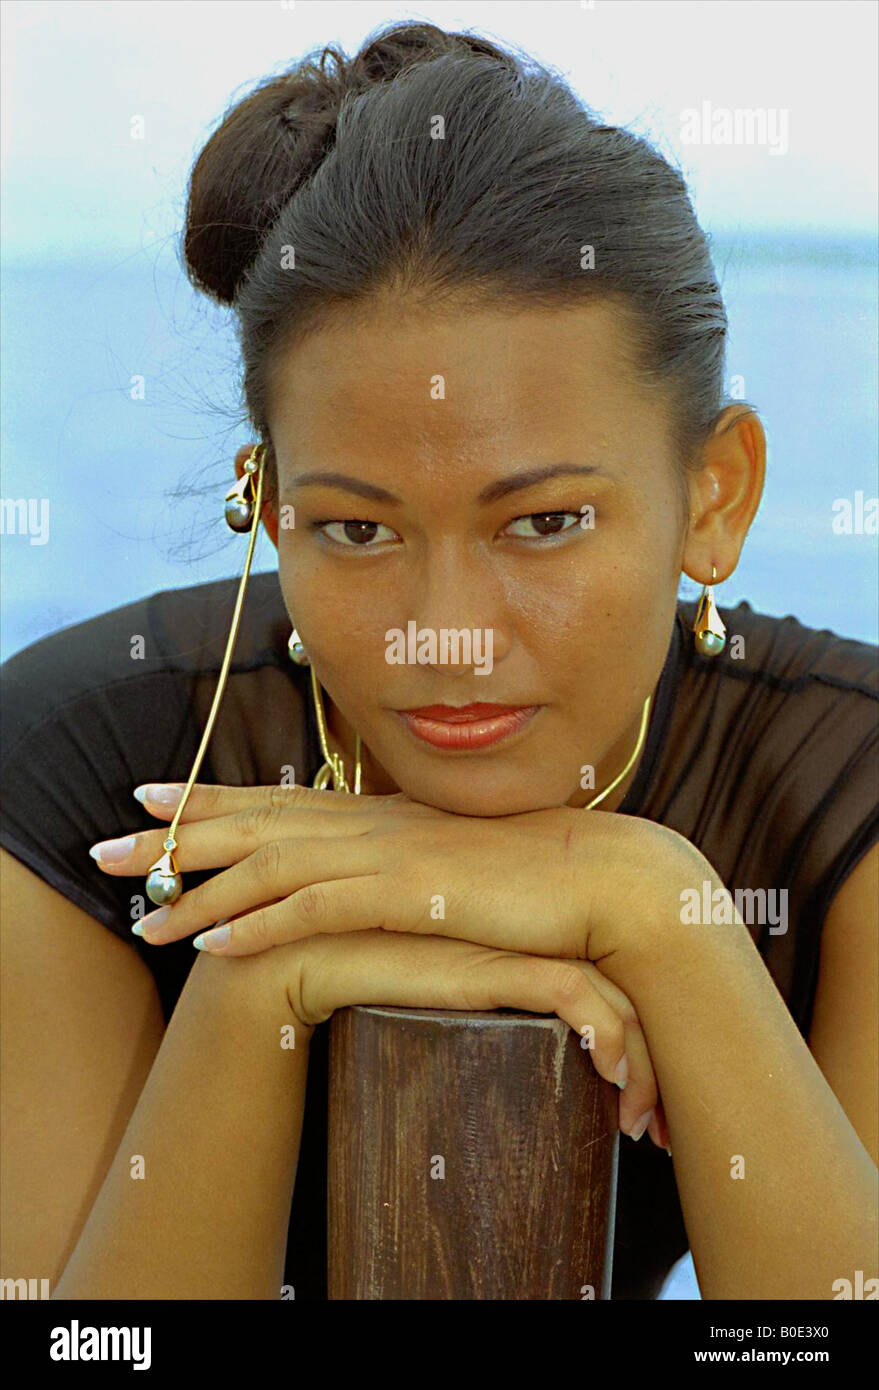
[310,673,652,810]
[583,693,652,809]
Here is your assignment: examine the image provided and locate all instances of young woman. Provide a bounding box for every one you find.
[1,21,876,1301]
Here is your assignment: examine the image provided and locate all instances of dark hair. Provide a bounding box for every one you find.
[182,20,748,519]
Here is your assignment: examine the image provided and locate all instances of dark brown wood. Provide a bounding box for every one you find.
[327,1006,618,1300]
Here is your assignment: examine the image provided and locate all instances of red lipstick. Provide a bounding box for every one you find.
[395,703,541,750]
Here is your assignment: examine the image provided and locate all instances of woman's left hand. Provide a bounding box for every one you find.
[89,779,704,967]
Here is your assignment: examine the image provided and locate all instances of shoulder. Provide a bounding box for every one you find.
[1,570,290,757]
[664,598,877,1038]
[0,571,297,942]
[667,596,877,918]
[671,597,878,785]
[676,596,878,698]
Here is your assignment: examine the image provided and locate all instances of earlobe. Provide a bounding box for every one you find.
[234,443,260,480]
[681,406,766,584]
[261,505,280,548]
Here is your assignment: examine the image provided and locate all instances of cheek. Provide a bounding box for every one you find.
[513,525,675,651]
[516,531,678,717]
[277,547,389,678]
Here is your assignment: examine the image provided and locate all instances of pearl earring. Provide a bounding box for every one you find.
[287,628,310,665]
[693,565,726,657]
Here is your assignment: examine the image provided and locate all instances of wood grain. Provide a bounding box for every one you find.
[328,1005,618,1300]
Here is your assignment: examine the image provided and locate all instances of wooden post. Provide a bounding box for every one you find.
[327,1005,619,1300]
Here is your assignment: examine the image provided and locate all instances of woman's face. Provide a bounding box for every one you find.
[266,299,691,816]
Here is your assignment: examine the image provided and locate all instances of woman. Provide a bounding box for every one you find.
[1,21,876,1301]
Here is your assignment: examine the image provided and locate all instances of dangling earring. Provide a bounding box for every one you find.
[223,451,261,531]
[287,628,363,793]
[287,628,309,665]
[145,443,267,906]
[693,565,726,657]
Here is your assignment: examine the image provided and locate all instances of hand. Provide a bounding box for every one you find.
[91,780,700,968]
[86,780,694,1150]
[224,926,671,1148]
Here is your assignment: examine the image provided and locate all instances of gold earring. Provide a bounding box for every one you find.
[693,565,726,657]
[145,443,267,906]
[286,631,362,790]
[308,664,363,794]
[223,451,261,531]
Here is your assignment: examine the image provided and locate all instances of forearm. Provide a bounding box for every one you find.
[603,910,878,1300]
[53,950,313,1300]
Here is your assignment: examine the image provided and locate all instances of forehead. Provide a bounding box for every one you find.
[268,297,665,479]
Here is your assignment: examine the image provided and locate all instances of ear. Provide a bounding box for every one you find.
[234,444,279,548]
[681,405,766,585]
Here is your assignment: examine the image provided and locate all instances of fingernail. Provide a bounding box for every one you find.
[194,925,230,952]
[133,784,183,807]
[630,1108,654,1142]
[614,1055,628,1090]
[137,907,170,937]
[665,1144,673,1156]
[89,836,136,864]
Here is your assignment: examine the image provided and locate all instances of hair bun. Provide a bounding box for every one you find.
[350,22,516,85]
[182,22,516,306]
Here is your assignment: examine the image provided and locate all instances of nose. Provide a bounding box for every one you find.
[410,540,512,675]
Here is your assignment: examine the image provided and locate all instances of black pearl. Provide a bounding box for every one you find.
[145,867,182,905]
[695,630,725,657]
[225,497,253,532]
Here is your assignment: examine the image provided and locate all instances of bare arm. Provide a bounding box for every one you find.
[599,849,878,1301]
[1,851,312,1301]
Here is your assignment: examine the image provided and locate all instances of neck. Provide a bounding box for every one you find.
[324,699,397,795]
[563,703,649,813]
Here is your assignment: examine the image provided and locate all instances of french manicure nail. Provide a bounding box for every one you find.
[137,907,170,936]
[89,836,136,864]
[614,1055,628,1089]
[194,925,230,952]
[133,784,183,807]
[630,1108,654,1142]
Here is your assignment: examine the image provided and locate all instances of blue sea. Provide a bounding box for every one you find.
[1,233,877,664]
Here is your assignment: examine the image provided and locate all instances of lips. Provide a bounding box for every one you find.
[402,703,527,723]
[395,704,541,750]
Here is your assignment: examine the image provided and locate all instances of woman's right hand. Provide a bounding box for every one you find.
[254,929,670,1149]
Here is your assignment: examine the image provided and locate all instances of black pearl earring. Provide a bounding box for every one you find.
[224,451,261,531]
[287,628,310,665]
[693,565,727,656]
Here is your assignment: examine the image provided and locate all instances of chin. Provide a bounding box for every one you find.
[395,776,568,818]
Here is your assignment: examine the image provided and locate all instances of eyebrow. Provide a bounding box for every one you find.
[288,463,606,506]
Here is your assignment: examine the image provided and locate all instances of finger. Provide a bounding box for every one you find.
[616,1019,659,1142]
[568,963,659,1139]
[130,779,407,824]
[192,869,433,954]
[647,1099,672,1152]
[165,852,562,957]
[90,800,381,878]
[135,838,388,946]
[293,931,630,1092]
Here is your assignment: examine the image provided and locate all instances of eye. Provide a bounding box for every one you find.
[502,511,584,540]
[311,519,401,549]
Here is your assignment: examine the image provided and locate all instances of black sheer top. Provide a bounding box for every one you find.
[2,572,877,1298]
